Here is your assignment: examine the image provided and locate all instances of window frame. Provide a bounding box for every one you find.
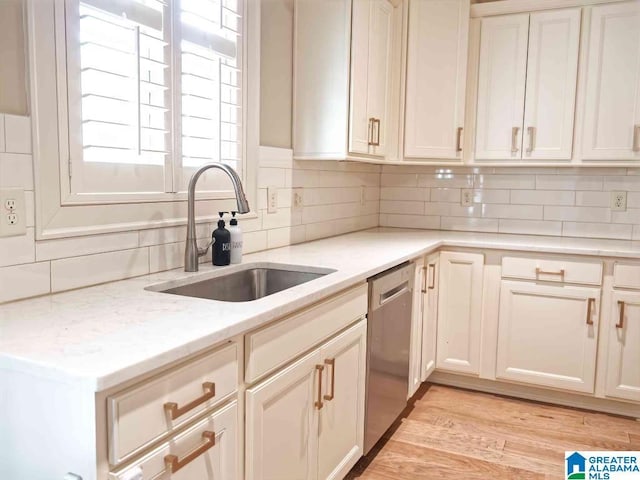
[27,0,259,240]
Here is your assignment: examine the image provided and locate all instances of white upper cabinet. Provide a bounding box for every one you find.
[523,9,581,160]
[349,0,394,157]
[475,14,529,160]
[475,9,581,161]
[404,0,470,160]
[582,1,640,160]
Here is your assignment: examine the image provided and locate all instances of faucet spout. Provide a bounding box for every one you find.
[185,163,250,272]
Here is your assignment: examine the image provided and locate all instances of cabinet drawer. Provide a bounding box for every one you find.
[613,262,640,290]
[501,256,602,285]
[109,401,238,480]
[108,343,238,465]
[245,284,367,383]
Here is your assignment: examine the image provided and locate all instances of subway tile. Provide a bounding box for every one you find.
[0,262,50,304]
[575,191,610,207]
[296,159,380,173]
[305,221,337,241]
[243,230,268,254]
[148,238,212,273]
[4,115,31,154]
[301,202,369,225]
[277,188,293,208]
[257,188,268,210]
[440,216,499,233]
[562,222,632,241]
[633,225,640,241]
[267,225,306,249]
[0,153,33,189]
[424,202,453,216]
[536,174,603,191]
[262,207,296,229]
[258,167,289,188]
[511,190,575,206]
[304,187,361,206]
[627,168,640,175]
[491,167,555,174]
[51,248,150,292]
[603,176,640,192]
[381,187,427,202]
[472,189,510,204]
[379,200,424,215]
[333,214,378,236]
[628,192,640,208]
[430,188,460,203]
[379,214,440,230]
[139,223,210,247]
[25,191,34,227]
[293,170,379,188]
[474,174,535,189]
[447,204,542,220]
[611,209,640,225]
[0,114,4,152]
[36,231,139,261]
[498,219,562,236]
[365,186,380,202]
[0,227,35,267]
[556,167,628,175]
[380,173,419,187]
[418,172,473,188]
[544,206,610,223]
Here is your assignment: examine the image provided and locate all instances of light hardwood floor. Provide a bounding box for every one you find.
[347,384,640,479]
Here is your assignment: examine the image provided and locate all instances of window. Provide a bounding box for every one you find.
[28,0,258,239]
[65,0,243,198]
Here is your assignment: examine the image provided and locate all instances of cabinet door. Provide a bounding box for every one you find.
[436,252,484,375]
[404,0,469,159]
[409,257,425,397]
[496,281,600,393]
[582,1,640,160]
[421,254,439,382]
[349,0,372,155]
[245,350,321,480]
[317,321,367,480]
[523,9,580,160]
[605,291,640,402]
[475,14,529,160]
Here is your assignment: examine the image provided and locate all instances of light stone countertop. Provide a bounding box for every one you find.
[1,227,639,392]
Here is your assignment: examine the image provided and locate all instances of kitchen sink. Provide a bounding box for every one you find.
[148,264,336,302]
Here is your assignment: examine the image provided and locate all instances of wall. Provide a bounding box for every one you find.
[379,165,640,240]
[0,0,28,115]
[0,115,380,303]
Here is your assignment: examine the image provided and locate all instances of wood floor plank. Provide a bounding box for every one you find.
[348,384,640,479]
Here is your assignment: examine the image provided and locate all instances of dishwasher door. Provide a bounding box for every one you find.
[364,262,415,454]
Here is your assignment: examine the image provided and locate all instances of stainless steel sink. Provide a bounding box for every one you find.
[149,264,336,302]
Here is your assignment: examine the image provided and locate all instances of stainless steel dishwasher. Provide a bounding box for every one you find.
[364,261,415,454]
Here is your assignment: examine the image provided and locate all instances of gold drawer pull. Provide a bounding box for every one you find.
[315,364,324,410]
[535,267,565,279]
[586,298,595,325]
[164,382,215,420]
[421,266,428,293]
[164,430,215,473]
[428,263,437,290]
[324,358,336,401]
[511,126,520,155]
[616,300,625,329]
[456,127,463,153]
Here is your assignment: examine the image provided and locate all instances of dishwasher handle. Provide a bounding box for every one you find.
[379,281,410,306]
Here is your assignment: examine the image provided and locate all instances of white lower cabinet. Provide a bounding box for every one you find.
[110,401,238,480]
[245,320,366,480]
[605,291,640,402]
[421,253,439,382]
[496,281,600,393]
[436,251,484,375]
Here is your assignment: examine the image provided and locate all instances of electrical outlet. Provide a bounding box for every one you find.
[0,188,26,237]
[293,188,304,209]
[267,186,277,214]
[461,189,474,207]
[611,191,627,212]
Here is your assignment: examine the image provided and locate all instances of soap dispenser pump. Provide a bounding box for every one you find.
[212,212,231,266]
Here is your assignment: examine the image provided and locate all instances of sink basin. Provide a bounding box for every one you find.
[149,264,336,302]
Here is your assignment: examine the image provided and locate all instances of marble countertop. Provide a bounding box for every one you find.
[1,228,639,392]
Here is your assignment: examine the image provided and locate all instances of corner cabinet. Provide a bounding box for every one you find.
[436,251,484,375]
[245,320,366,480]
[293,0,400,161]
[475,8,581,161]
[581,1,640,161]
[403,0,469,161]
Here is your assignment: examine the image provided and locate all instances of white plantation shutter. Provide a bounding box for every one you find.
[65,0,243,197]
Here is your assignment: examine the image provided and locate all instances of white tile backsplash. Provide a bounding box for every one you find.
[0,115,5,152]
[4,114,31,154]
[0,153,33,189]
[0,262,50,303]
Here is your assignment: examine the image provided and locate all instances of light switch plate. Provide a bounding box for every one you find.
[0,188,26,237]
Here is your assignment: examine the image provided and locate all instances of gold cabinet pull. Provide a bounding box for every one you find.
[323,358,335,401]
[428,263,437,290]
[368,118,375,146]
[616,300,625,329]
[535,267,565,279]
[421,266,428,293]
[456,127,463,153]
[526,126,536,155]
[634,125,640,152]
[164,430,216,473]
[164,382,215,420]
[511,126,520,155]
[315,364,324,410]
[369,118,381,147]
[586,298,596,325]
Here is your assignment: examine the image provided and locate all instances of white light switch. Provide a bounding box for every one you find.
[0,188,26,237]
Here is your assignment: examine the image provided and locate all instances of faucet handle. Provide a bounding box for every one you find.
[198,239,214,258]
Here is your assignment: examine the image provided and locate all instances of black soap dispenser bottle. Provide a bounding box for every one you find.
[212,212,231,266]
